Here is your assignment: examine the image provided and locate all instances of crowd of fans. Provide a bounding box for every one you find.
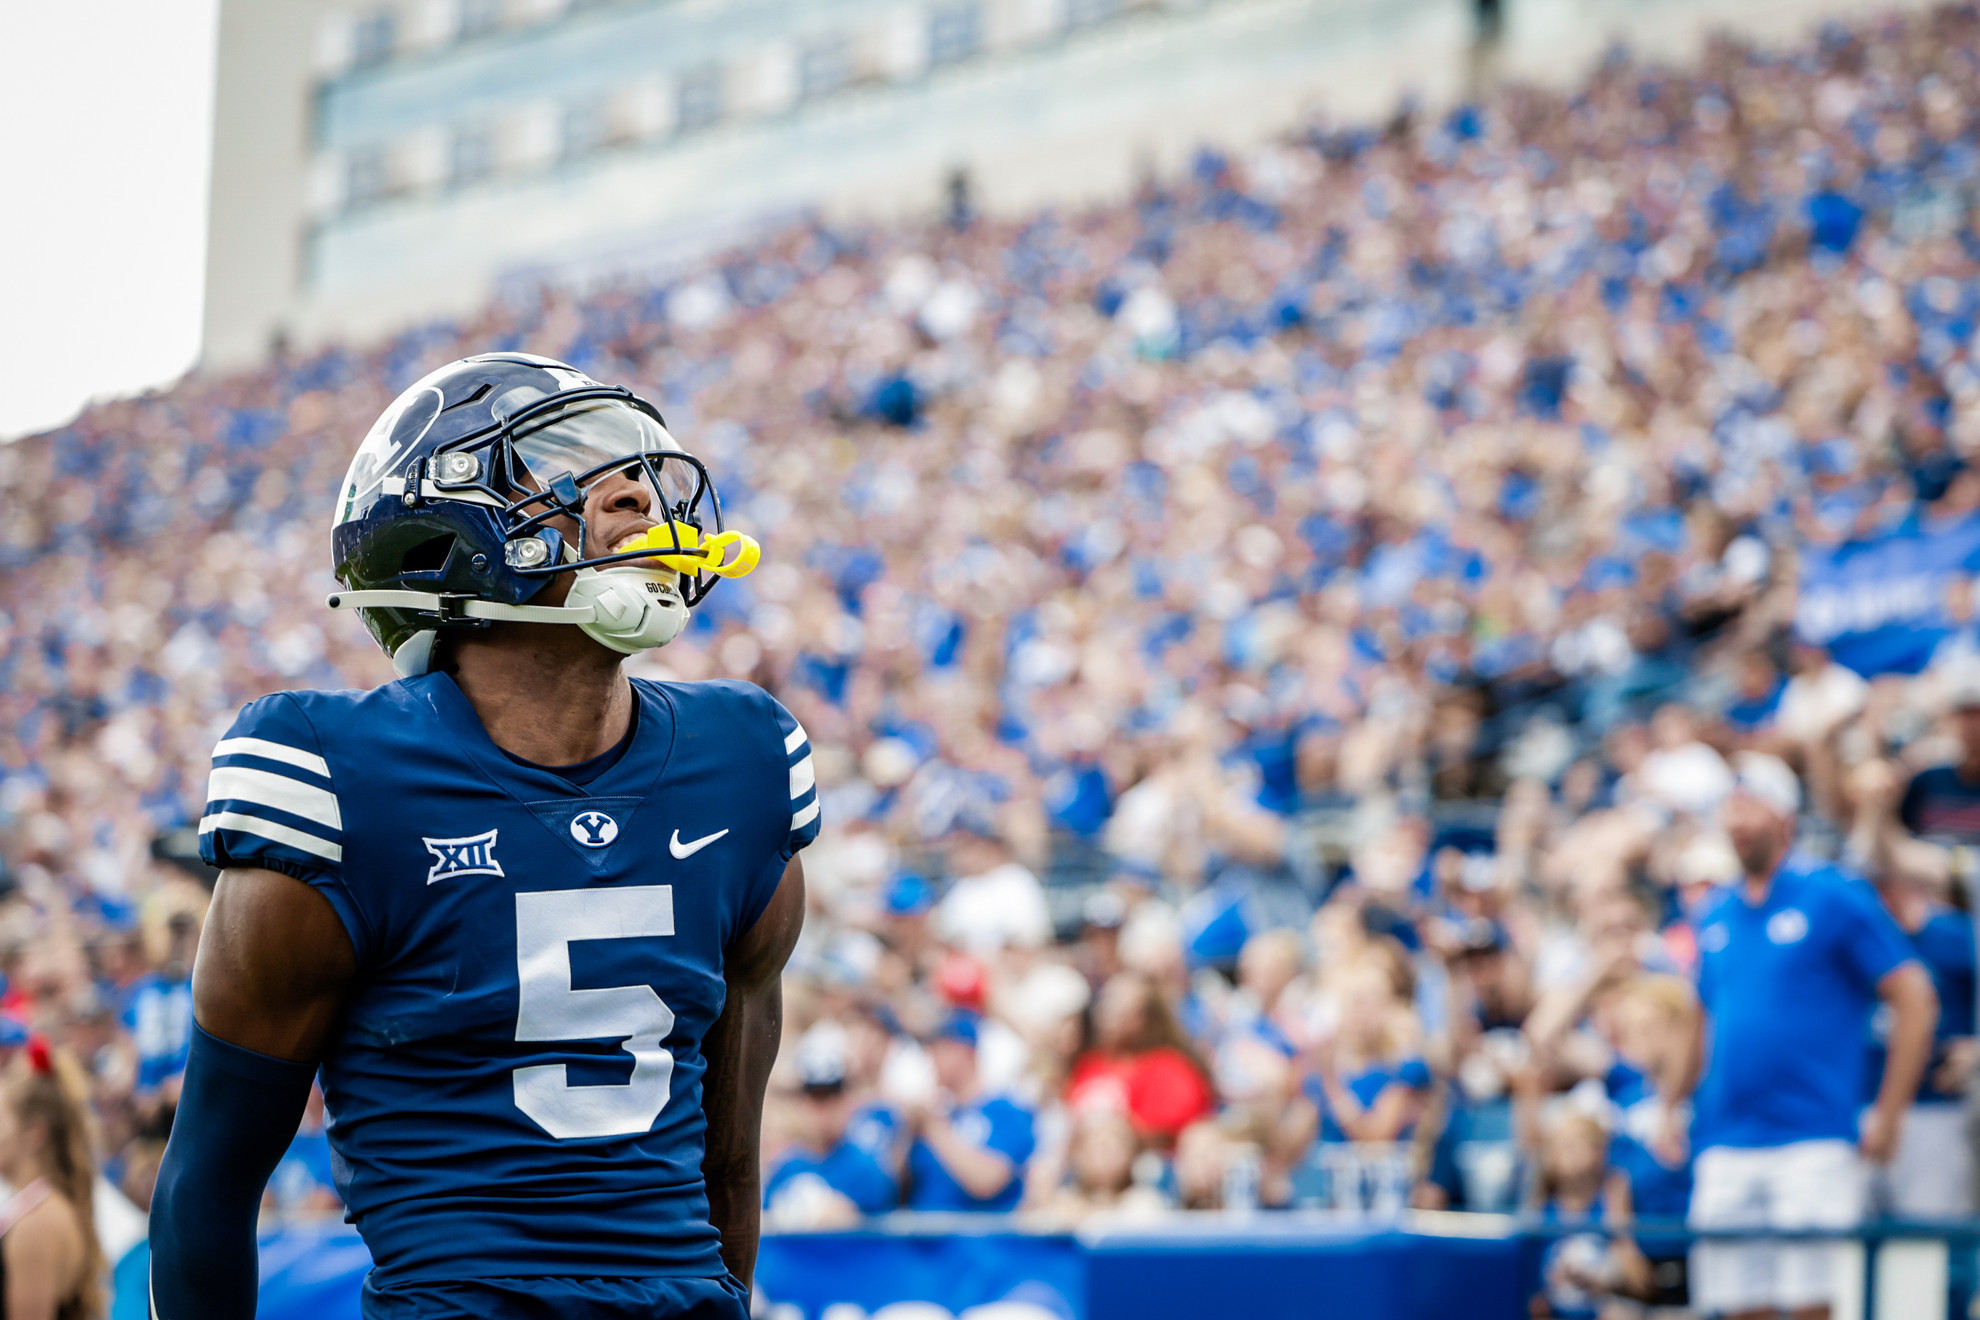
[7,3,1980,1315]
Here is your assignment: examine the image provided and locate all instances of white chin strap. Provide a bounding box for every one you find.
[329,566,689,677]
[564,565,690,653]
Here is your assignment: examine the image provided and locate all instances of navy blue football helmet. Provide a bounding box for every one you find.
[327,353,748,676]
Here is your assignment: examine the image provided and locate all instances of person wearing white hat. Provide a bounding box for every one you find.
[1675,755,1939,1320]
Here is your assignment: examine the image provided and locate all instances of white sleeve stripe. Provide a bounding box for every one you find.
[206,766,343,830]
[213,736,330,778]
[198,811,344,864]
[784,724,808,755]
[788,755,816,799]
[790,799,820,831]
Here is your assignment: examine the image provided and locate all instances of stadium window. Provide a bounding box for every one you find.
[676,65,724,132]
[927,1,982,67]
[798,38,850,102]
[560,98,608,160]
[457,0,503,41]
[1065,0,1120,29]
[448,124,495,186]
[344,146,391,206]
[349,8,397,68]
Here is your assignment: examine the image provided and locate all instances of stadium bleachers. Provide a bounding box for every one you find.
[9,6,1980,1316]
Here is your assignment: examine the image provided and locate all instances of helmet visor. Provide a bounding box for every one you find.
[509,399,701,516]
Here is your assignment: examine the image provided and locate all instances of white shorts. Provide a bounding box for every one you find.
[1867,1103,1974,1221]
[1689,1139,1866,1314]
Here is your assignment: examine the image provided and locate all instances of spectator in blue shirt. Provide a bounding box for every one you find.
[1605,974,1698,1308]
[125,909,198,1099]
[1722,650,1786,736]
[1680,754,1937,1320]
[1525,1110,1651,1320]
[903,1012,1036,1212]
[1301,960,1433,1144]
[1864,839,1976,1221]
[764,1030,900,1227]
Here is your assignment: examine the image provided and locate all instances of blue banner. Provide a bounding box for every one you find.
[1796,512,1980,675]
[246,1222,1088,1320]
[242,1220,1529,1320]
[1084,1222,1526,1320]
[755,1226,1086,1320]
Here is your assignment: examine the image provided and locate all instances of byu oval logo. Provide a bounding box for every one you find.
[570,811,620,848]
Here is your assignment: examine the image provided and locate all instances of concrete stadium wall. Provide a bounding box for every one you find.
[207,0,1947,369]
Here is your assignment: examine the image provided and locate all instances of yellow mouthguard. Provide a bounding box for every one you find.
[613,523,761,578]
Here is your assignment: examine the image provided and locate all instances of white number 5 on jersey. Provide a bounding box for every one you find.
[513,886,677,1140]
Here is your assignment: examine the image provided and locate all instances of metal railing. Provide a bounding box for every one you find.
[1514,1216,1980,1320]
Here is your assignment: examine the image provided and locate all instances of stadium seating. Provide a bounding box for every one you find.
[7,7,1980,1316]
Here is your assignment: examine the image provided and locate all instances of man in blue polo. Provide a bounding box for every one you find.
[1681,753,1938,1320]
[903,1012,1036,1212]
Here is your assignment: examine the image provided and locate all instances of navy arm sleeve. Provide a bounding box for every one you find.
[149,1024,318,1319]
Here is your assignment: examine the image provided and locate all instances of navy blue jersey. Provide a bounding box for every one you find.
[197,673,819,1284]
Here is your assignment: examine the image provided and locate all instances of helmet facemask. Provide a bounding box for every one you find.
[440,390,740,605]
[328,369,756,674]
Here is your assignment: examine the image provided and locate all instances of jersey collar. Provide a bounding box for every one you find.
[413,671,678,802]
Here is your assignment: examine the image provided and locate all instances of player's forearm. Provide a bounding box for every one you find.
[701,976,781,1289]
[706,858,804,1289]
[705,1163,763,1288]
[150,1025,316,1319]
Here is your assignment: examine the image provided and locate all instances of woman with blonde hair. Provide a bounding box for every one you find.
[0,1037,102,1319]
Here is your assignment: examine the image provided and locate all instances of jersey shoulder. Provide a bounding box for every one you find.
[637,678,820,858]
[197,681,427,882]
[284,678,440,741]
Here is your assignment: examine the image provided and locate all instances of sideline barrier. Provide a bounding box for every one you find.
[1081,1214,1527,1320]
[245,1214,1528,1320]
[238,1214,1980,1320]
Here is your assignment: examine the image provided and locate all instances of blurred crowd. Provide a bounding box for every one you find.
[9,3,1980,1315]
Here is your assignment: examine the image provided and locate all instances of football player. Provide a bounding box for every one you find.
[148,354,817,1320]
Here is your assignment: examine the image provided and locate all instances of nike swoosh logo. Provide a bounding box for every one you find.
[670,828,729,859]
